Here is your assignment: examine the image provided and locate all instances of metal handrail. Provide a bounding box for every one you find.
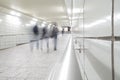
[47,36,71,80]
[0,34,33,37]
[73,37,88,80]
[74,36,120,41]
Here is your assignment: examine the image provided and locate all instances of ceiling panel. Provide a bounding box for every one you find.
[0,0,69,26]
[72,0,84,29]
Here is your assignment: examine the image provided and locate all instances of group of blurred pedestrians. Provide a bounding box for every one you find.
[31,23,59,52]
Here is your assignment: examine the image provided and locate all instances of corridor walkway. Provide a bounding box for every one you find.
[0,34,70,80]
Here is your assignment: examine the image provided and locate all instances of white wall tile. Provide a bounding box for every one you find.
[84,39,112,80]
[84,0,112,37]
[115,0,120,36]
[0,12,37,49]
[114,42,120,80]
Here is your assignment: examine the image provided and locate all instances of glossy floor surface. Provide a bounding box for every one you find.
[0,34,72,80]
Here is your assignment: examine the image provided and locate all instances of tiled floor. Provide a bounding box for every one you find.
[0,34,70,80]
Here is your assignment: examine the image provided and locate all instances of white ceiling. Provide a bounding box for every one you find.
[0,0,84,28]
[0,0,70,26]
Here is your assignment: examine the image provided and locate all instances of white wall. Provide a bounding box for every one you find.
[83,0,112,80]
[75,0,120,80]
[0,11,38,49]
[114,0,120,80]
[84,39,112,80]
[114,42,120,80]
[84,0,112,37]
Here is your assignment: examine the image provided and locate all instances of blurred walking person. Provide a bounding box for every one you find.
[62,28,64,36]
[31,24,40,51]
[52,24,59,51]
[41,26,49,52]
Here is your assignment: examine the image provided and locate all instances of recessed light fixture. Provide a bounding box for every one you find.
[48,24,52,26]
[67,8,83,14]
[0,19,2,22]
[69,16,83,20]
[30,21,36,25]
[41,23,46,27]
[73,8,83,13]
[6,15,21,25]
[25,24,31,26]
[32,18,38,21]
[43,21,47,24]
[10,11,21,17]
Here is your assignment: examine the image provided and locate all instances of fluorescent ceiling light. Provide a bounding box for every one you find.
[69,16,83,20]
[73,8,83,13]
[67,8,83,14]
[32,18,38,21]
[48,24,52,28]
[0,19,2,22]
[60,16,68,18]
[48,24,52,26]
[25,24,31,26]
[30,20,36,25]
[56,6,64,12]
[43,21,47,24]
[68,17,72,20]
[41,24,45,27]
[6,15,21,25]
[67,9,71,15]
[10,11,21,17]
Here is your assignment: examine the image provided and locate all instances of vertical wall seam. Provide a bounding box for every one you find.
[71,0,73,27]
[111,0,115,80]
[82,0,88,80]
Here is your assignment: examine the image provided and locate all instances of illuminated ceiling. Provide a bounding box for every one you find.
[0,0,84,28]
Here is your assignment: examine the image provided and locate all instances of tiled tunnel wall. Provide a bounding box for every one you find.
[114,0,120,80]
[76,0,120,80]
[0,10,39,49]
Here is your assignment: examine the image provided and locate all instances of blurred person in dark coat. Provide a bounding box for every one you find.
[31,24,40,51]
[52,23,59,51]
[41,26,49,52]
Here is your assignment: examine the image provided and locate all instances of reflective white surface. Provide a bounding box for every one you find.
[114,42,120,80]
[84,0,112,37]
[0,34,70,80]
[49,37,82,80]
[114,0,120,80]
[0,0,70,26]
[85,39,112,80]
[75,0,114,80]
[115,0,120,36]
[0,11,41,49]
